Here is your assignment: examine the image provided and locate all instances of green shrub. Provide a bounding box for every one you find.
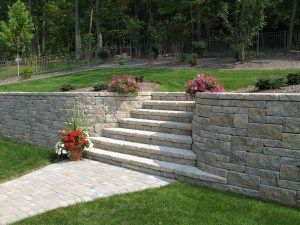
[187,53,197,67]
[286,73,300,85]
[117,58,126,65]
[134,76,144,83]
[98,48,111,60]
[60,83,76,92]
[93,82,107,92]
[180,53,189,62]
[150,46,159,59]
[192,41,206,57]
[254,77,286,90]
[21,67,34,79]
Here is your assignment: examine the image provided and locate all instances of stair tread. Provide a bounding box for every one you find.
[103,128,192,144]
[131,109,193,117]
[85,148,226,183]
[119,118,192,130]
[144,100,195,106]
[89,137,196,159]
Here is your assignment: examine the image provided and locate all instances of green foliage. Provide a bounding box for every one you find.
[117,58,127,65]
[93,82,107,92]
[192,41,206,57]
[220,0,267,62]
[149,46,159,59]
[98,48,111,60]
[81,33,95,60]
[180,53,189,62]
[0,0,296,60]
[286,73,300,85]
[21,67,34,79]
[0,0,34,56]
[60,83,76,92]
[187,53,197,67]
[254,77,286,90]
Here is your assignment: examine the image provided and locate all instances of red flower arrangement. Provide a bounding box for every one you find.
[59,129,90,161]
[186,74,224,98]
[107,73,142,94]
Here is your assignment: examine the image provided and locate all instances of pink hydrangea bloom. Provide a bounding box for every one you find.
[186,74,224,98]
[107,73,142,94]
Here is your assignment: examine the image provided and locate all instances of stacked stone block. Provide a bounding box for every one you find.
[0,92,151,148]
[193,93,300,206]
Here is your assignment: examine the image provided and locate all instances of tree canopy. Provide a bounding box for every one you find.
[0,0,298,60]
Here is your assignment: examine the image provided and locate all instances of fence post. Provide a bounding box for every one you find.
[256,32,260,53]
[284,30,287,50]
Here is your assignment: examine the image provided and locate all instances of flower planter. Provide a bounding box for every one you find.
[70,148,83,161]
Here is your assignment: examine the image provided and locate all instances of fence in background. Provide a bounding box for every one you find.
[0,30,299,80]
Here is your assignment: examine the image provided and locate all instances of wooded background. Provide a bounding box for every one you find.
[0,0,299,60]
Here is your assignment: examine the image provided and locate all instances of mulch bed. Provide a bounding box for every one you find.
[232,85,300,93]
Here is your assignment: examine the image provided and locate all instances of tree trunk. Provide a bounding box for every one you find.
[75,0,81,59]
[95,0,103,52]
[286,0,298,52]
[28,0,33,53]
[42,16,46,54]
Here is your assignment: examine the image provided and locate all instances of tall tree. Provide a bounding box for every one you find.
[0,0,34,57]
[95,0,103,52]
[286,0,298,52]
[220,0,267,62]
[75,0,81,59]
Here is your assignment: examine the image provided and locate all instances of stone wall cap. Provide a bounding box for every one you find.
[196,92,300,101]
[0,92,152,97]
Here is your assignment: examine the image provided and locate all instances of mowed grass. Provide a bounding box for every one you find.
[0,67,298,92]
[0,139,53,182]
[14,182,300,225]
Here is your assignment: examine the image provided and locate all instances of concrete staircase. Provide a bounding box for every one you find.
[85,93,226,184]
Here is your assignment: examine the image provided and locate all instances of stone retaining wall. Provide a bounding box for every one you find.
[193,93,300,206]
[0,92,151,148]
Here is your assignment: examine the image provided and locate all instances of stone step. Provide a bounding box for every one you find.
[89,137,196,166]
[118,118,192,135]
[103,128,192,149]
[130,109,193,123]
[84,148,226,184]
[151,92,191,101]
[143,100,195,112]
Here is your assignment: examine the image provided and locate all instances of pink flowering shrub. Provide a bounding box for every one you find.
[186,74,224,97]
[107,74,142,94]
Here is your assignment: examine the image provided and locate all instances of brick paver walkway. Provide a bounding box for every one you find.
[0,160,171,225]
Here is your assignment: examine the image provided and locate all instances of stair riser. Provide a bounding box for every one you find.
[130,113,192,123]
[103,132,192,150]
[85,152,177,179]
[92,142,195,166]
[118,123,192,136]
[84,153,224,186]
[143,105,194,112]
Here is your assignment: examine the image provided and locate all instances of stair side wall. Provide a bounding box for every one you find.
[192,93,300,206]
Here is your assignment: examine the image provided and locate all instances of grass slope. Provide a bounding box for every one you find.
[0,139,52,182]
[0,67,298,92]
[14,182,300,225]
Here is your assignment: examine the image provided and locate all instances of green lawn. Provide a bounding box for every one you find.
[0,139,53,182]
[0,67,298,92]
[14,182,299,225]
